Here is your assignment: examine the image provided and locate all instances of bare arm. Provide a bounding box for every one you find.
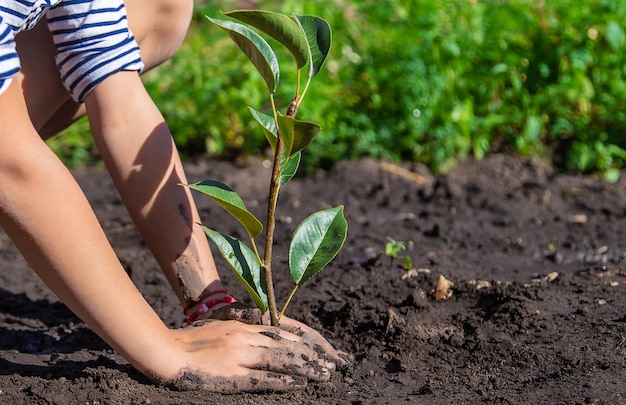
[84,70,221,307]
[0,78,180,378]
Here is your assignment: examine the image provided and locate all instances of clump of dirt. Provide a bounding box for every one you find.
[0,154,624,404]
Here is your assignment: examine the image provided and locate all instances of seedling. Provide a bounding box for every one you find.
[183,10,348,326]
[380,237,414,271]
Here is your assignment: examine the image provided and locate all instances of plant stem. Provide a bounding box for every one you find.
[295,76,313,111]
[287,72,305,118]
[279,284,299,319]
[295,69,301,97]
[262,95,283,327]
[249,236,262,266]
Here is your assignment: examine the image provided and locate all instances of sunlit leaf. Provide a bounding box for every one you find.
[280,151,301,185]
[276,113,321,157]
[207,16,279,93]
[292,15,331,77]
[249,107,277,151]
[606,21,625,52]
[225,10,308,68]
[603,168,620,183]
[203,228,268,312]
[186,180,263,238]
[248,108,300,184]
[289,206,348,285]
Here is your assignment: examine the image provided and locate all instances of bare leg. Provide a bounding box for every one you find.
[15,0,225,309]
[16,0,194,137]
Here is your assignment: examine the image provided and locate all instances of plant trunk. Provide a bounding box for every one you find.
[262,136,284,326]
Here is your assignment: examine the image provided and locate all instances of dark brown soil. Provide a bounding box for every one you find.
[0,154,625,404]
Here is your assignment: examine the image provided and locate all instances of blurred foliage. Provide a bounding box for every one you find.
[49,0,626,180]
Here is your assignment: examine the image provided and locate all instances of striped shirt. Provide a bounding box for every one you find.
[0,0,143,103]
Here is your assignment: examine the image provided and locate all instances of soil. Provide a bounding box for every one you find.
[0,154,625,404]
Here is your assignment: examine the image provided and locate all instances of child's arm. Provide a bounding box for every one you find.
[0,77,334,392]
[85,67,222,308]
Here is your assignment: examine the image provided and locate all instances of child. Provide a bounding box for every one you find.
[0,0,345,392]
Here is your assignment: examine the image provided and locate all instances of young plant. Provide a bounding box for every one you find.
[380,237,414,271]
[184,10,348,326]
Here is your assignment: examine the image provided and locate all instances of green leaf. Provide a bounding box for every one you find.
[248,107,300,183]
[276,113,322,157]
[280,151,301,185]
[207,16,279,93]
[289,206,348,285]
[203,228,268,312]
[606,21,625,51]
[186,180,263,238]
[225,10,308,69]
[292,15,332,77]
[249,107,277,151]
[603,168,621,183]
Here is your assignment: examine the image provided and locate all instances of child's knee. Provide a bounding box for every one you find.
[127,0,194,69]
[157,0,194,57]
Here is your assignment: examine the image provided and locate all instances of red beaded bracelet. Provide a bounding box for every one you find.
[185,292,237,325]
[183,289,229,314]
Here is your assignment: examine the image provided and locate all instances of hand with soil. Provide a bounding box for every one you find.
[160,319,337,392]
[187,298,350,368]
[273,315,353,367]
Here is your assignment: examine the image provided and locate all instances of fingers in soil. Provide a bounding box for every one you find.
[170,371,306,393]
[253,348,330,382]
[338,350,354,366]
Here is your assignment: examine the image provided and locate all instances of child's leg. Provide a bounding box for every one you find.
[17,0,194,138]
[15,0,225,311]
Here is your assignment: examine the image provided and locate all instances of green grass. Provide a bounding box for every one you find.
[50,0,626,180]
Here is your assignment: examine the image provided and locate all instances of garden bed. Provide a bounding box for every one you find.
[0,154,624,404]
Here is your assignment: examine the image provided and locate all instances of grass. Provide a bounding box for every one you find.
[49,0,626,180]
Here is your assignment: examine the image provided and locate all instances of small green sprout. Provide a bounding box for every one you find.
[381,237,414,271]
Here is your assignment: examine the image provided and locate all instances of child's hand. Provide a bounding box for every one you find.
[197,301,351,369]
[275,315,353,368]
[159,319,336,392]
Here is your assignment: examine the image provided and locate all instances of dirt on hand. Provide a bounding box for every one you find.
[0,154,624,404]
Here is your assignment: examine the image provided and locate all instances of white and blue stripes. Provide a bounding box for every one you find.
[0,0,57,33]
[0,15,19,96]
[0,0,143,103]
